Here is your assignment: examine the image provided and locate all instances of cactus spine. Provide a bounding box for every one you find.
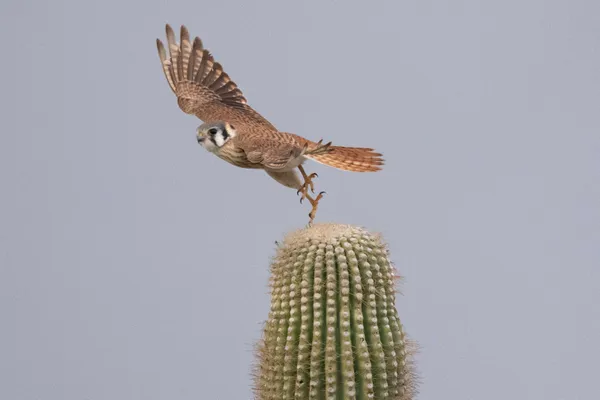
[254,223,417,400]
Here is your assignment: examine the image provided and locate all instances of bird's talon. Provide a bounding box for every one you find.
[298,165,325,223]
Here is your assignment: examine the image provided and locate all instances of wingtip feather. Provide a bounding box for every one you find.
[180,25,190,42]
[156,39,166,58]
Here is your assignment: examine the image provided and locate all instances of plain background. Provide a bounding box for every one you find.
[1,0,599,399]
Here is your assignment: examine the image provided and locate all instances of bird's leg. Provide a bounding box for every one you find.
[297,165,325,224]
[297,165,318,202]
[304,191,325,224]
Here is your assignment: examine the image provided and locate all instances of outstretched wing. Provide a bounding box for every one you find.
[156,24,277,134]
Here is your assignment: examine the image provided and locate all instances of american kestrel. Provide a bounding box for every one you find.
[156,24,384,222]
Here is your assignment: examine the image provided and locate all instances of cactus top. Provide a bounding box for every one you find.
[280,223,375,246]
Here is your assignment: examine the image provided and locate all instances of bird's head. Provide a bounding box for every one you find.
[196,121,237,153]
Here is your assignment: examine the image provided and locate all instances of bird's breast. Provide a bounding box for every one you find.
[216,142,262,169]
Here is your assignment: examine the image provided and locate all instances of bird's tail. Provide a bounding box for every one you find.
[305,145,384,172]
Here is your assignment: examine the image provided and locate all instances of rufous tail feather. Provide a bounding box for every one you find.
[306,146,384,172]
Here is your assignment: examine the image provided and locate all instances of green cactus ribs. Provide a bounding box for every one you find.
[254,223,417,400]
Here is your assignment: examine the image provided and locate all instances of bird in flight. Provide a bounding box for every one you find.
[156,24,384,223]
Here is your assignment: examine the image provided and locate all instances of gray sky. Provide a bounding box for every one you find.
[1,0,599,399]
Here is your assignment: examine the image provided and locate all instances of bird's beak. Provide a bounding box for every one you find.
[197,135,205,144]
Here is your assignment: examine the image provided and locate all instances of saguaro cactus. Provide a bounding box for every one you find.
[254,223,417,400]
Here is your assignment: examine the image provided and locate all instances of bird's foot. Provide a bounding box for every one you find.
[296,172,318,202]
[304,191,326,225]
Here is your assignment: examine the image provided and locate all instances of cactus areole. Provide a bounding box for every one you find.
[254,223,417,400]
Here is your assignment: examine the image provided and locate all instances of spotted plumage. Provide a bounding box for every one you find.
[157,24,384,222]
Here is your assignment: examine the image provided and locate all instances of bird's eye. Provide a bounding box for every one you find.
[208,128,219,135]
[229,124,235,130]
